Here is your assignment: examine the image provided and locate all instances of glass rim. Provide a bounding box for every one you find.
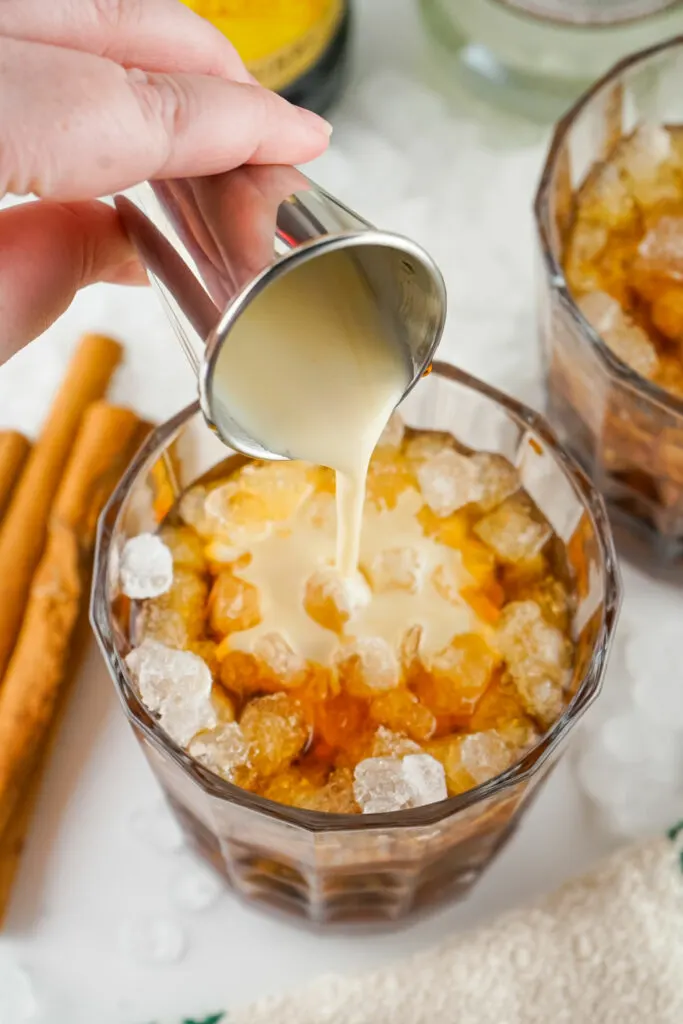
[90,362,621,834]
[534,32,683,418]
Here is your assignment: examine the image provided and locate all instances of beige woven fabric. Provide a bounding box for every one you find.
[232,832,683,1024]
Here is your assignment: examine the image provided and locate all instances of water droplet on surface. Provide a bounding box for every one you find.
[119,916,187,966]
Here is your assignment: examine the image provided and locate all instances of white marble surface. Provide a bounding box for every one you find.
[1,1,682,1022]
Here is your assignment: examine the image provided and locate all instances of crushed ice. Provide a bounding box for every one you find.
[119,534,173,599]
[125,640,216,746]
[353,753,446,813]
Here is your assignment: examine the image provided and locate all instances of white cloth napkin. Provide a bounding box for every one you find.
[167,824,683,1024]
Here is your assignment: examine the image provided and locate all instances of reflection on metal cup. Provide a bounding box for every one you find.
[116,167,447,460]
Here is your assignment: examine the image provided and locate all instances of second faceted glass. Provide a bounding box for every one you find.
[536,37,683,563]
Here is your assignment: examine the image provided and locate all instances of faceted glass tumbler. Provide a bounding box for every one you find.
[91,364,620,924]
[535,37,683,563]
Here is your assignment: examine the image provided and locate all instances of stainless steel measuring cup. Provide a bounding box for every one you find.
[115,165,447,460]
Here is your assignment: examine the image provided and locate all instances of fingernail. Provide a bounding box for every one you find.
[297,106,333,137]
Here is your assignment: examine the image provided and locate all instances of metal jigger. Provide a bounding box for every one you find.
[115,166,447,460]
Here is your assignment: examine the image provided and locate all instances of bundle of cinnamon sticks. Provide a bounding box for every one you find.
[0,334,148,926]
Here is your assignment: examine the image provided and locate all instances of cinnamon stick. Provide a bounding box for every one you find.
[0,431,30,520]
[0,402,143,847]
[0,335,122,678]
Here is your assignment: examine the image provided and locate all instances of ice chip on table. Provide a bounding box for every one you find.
[129,800,185,853]
[417,448,484,516]
[188,721,250,781]
[470,453,520,511]
[209,570,261,636]
[352,757,413,813]
[377,412,405,449]
[239,693,309,776]
[125,639,216,746]
[254,632,306,683]
[119,533,173,599]
[119,916,186,966]
[474,499,551,564]
[371,725,421,758]
[577,291,659,379]
[170,857,224,912]
[367,546,425,594]
[336,636,400,696]
[401,753,447,804]
[304,565,371,632]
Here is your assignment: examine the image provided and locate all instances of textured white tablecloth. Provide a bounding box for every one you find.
[0,1,682,1022]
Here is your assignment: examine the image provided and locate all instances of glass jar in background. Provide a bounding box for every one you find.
[419,0,683,121]
[181,1,352,115]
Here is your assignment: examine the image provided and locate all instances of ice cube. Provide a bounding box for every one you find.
[376,412,405,450]
[417,634,497,720]
[579,162,635,229]
[417,449,484,516]
[474,500,551,564]
[119,533,173,599]
[158,525,207,573]
[119,916,186,966]
[353,757,413,813]
[401,753,447,805]
[336,636,400,696]
[369,686,436,741]
[301,491,336,532]
[169,857,224,912]
[497,601,571,725]
[371,725,421,758]
[188,722,250,781]
[578,291,659,379]
[460,731,512,785]
[239,693,309,776]
[135,569,208,648]
[637,215,683,283]
[129,800,185,854]
[304,566,371,632]
[178,485,213,536]
[367,546,425,594]
[254,632,306,683]
[209,571,261,636]
[404,431,454,464]
[125,639,216,746]
[617,124,679,207]
[471,453,519,511]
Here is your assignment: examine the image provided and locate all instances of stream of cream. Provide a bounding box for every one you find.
[210,248,410,577]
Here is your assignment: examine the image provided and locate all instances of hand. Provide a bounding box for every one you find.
[0,0,332,362]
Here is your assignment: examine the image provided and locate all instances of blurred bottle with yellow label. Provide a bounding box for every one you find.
[182,1,351,114]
